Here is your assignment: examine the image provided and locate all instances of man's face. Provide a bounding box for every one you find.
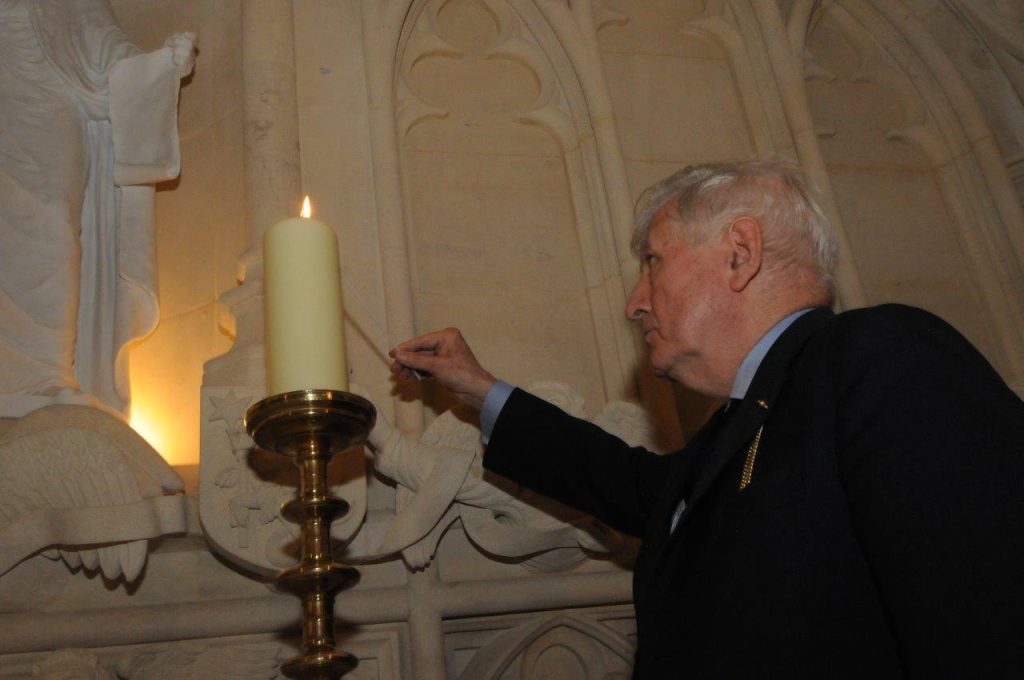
[626,207,731,395]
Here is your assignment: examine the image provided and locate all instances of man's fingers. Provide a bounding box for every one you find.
[395,338,438,354]
[389,360,420,381]
[392,348,439,373]
[394,329,449,354]
[394,327,467,355]
[390,343,435,377]
[390,328,475,385]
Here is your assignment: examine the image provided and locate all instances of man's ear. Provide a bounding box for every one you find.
[725,216,763,292]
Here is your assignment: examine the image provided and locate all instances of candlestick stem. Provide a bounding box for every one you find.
[245,389,375,679]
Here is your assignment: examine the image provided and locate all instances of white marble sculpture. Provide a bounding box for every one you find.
[0,0,195,418]
[362,382,658,571]
[0,405,187,584]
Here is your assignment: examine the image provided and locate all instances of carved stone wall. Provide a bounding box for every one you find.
[800,0,1024,386]
[401,1,615,413]
[1,1,1022,679]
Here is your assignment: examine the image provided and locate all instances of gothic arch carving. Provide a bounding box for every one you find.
[456,613,634,679]
[393,0,646,407]
[792,0,1024,388]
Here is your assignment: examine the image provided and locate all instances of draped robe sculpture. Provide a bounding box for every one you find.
[0,0,194,417]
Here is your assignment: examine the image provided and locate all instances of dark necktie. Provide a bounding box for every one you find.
[669,398,742,532]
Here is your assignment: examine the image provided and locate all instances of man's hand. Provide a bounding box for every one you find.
[389,328,496,409]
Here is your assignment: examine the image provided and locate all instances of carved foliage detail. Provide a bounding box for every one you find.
[206,390,288,550]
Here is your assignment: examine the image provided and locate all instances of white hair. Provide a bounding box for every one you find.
[631,160,838,292]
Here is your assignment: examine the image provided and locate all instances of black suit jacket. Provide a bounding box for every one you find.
[484,305,1024,678]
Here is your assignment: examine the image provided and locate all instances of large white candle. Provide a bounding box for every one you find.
[263,197,348,393]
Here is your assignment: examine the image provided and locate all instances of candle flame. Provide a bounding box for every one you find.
[300,196,312,219]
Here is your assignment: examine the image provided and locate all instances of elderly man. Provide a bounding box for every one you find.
[389,160,1024,677]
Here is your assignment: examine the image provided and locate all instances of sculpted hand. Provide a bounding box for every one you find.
[165,32,197,77]
[389,328,496,410]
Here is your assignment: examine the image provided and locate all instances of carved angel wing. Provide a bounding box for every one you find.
[0,405,186,583]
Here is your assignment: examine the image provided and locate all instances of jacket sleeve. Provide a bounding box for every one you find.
[832,305,1024,675]
[483,388,675,537]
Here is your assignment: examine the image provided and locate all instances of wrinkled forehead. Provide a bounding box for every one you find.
[642,202,690,250]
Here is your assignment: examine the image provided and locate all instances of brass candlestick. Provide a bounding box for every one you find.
[245,389,375,679]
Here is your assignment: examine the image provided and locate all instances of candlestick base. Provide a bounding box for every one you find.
[245,389,375,680]
[280,652,357,680]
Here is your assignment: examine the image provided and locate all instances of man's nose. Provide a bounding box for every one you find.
[626,276,649,321]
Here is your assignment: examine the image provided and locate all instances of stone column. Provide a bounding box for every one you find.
[240,0,302,251]
[360,4,440,678]
[751,0,867,310]
[204,0,301,387]
[360,0,426,435]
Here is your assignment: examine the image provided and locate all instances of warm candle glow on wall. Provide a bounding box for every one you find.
[130,405,169,460]
[128,324,230,469]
